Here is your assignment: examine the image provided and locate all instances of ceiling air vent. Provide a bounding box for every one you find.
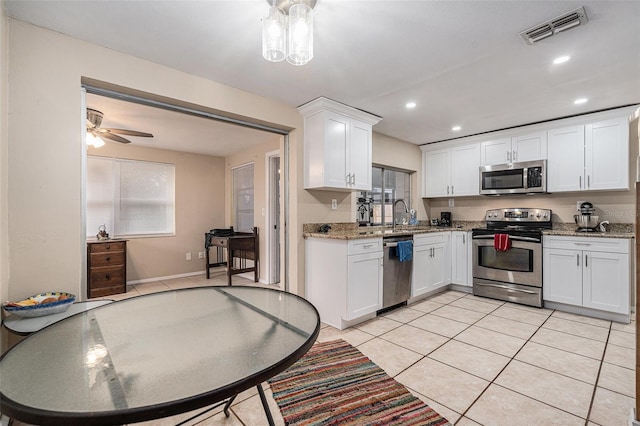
[520,6,588,45]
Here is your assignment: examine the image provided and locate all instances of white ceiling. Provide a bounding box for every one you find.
[6,0,640,156]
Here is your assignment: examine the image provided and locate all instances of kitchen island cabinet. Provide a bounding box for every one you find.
[543,235,631,322]
[299,97,382,191]
[305,237,383,329]
[412,232,451,297]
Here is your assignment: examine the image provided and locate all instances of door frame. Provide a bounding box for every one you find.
[265,149,281,286]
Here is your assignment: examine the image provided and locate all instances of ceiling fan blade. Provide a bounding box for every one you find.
[104,128,154,138]
[97,132,131,144]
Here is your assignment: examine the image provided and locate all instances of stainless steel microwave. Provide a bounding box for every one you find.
[479,160,546,195]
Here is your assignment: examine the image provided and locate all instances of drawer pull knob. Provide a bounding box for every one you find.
[106,257,111,262]
[105,274,111,280]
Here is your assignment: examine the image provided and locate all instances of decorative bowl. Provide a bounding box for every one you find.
[3,292,76,318]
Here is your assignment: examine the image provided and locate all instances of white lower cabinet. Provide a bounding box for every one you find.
[305,237,383,329]
[543,236,630,316]
[412,232,451,297]
[451,231,472,286]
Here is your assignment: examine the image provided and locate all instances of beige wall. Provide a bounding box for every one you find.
[0,2,8,304]
[225,136,280,284]
[429,117,640,225]
[87,143,226,284]
[5,20,306,301]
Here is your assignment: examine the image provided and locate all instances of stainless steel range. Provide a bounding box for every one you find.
[472,208,552,308]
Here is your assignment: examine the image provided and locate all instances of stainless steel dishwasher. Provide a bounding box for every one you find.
[381,235,413,310]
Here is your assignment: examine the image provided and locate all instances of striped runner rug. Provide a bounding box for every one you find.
[268,339,451,425]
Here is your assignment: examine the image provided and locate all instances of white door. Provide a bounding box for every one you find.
[266,152,281,285]
[547,125,585,192]
[423,149,450,197]
[411,244,432,296]
[430,242,450,290]
[451,144,480,196]
[480,138,510,165]
[583,251,629,314]
[451,232,469,286]
[323,111,350,189]
[511,131,547,163]
[543,248,582,305]
[346,251,383,319]
[585,118,629,191]
[349,119,372,190]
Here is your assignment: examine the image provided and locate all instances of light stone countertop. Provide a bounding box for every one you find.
[303,221,635,240]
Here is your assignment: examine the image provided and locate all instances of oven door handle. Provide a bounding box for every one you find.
[472,234,540,243]
[475,282,538,294]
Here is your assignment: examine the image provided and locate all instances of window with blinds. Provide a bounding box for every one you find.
[232,163,254,232]
[87,156,175,238]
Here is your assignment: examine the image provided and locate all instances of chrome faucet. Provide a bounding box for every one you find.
[392,199,409,231]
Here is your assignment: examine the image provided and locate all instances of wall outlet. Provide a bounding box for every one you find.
[331,199,337,210]
[185,252,192,261]
[198,251,205,259]
[448,198,455,207]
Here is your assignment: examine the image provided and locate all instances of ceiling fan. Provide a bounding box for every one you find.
[86,108,153,145]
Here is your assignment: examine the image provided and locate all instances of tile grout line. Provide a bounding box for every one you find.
[454,305,554,425]
[584,323,613,425]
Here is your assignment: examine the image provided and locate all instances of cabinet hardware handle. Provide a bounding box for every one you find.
[577,254,580,267]
[346,173,351,184]
[106,257,110,261]
[507,151,511,162]
[451,185,454,195]
[587,175,590,188]
[574,242,591,246]
[106,245,110,250]
[351,173,356,185]
[105,274,111,280]
[513,150,517,161]
[362,244,374,249]
[463,234,465,244]
[585,254,588,267]
[447,186,450,195]
[579,176,582,189]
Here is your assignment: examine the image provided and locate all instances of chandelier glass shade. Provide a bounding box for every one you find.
[262,5,287,62]
[262,0,314,66]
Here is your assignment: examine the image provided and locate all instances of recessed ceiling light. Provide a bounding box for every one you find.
[405,102,416,109]
[574,98,588,105]
[452,126,461,131]
[553,55,570,64]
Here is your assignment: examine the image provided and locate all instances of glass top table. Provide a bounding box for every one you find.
[0,286,320,425]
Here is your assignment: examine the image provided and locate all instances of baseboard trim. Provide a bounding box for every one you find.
[126,270,205,286]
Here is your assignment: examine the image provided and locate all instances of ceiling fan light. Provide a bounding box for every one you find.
[286,2,313,66]
[86,132,105,148]
[262,5,287,62]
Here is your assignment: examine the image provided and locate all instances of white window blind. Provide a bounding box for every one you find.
[233,163,254,232]
[87,156,175,238]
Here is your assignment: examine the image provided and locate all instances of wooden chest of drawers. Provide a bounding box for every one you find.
[87,240,127,298]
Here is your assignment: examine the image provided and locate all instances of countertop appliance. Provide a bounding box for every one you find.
[440,212,452,227]
[573,201,606,232]
[472,208,552,308]
[480,160,546,195]
[381,235,412,310]
[356,197,373,226]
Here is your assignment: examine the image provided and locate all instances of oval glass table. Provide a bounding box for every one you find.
[0,286,320,425]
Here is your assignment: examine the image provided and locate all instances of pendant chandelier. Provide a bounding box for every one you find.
[262,0,317,66]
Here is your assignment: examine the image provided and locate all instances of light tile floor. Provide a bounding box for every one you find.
[7,272,637,425]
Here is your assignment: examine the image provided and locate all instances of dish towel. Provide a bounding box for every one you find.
[494,234,511,251]
[397,240,413,262]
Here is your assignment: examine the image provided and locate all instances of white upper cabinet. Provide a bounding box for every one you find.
[480,131,547,165]
[547,117,629,192]
[299,97,382,191]
[423,143,480,197]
